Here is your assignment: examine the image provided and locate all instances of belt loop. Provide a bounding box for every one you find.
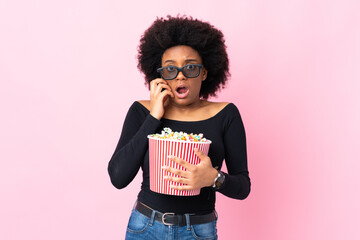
[149,210,156,226]
[185,214,191,230]
[132,201,138,210]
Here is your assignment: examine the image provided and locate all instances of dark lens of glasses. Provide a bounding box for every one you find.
[161,66,178,79]
[157,64,203,80]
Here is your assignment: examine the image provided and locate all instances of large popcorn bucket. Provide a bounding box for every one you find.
[148,136,211,196]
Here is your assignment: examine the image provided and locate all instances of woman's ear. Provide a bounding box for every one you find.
[202,68,208,81]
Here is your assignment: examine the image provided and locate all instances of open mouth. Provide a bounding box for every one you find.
[175,85,189,99]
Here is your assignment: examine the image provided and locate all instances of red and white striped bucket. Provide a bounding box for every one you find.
[148,136,211,196]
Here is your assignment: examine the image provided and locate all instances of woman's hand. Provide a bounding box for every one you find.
[162,148,219,190]
[149,78,174,120]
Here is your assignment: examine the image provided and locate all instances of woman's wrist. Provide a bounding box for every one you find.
[208,168,219,187]
[149,111,162,120]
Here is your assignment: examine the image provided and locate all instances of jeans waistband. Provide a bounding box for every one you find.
[135,201,217,227]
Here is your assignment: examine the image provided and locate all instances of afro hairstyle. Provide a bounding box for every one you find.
[137,15,230,99]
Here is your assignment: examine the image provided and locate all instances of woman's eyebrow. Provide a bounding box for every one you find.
[185,59,198,62]
[163,59,199,64]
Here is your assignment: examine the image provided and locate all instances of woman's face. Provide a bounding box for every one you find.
[161,45,207,106]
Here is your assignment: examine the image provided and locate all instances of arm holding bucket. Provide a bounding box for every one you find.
[164,104,251,200]
[162,149,218,190]
[219,104,251,199]
[108,102,161,189]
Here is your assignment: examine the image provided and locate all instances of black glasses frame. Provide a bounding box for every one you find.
[157,64,204,80]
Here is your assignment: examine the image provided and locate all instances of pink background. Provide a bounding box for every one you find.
[1,0,359,239]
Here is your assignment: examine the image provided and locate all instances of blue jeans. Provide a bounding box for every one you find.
[125,208,218,240]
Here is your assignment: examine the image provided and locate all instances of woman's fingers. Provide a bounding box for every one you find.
[162,165,190,178]
[150,78,167,91]
[169,184,193,191]
[160,87,174,99]
[168,156,192,170]
[149,78,174,119]
[150,78,165,85]
[155,83,171,95]
[162,153,217,190]
[162,172,197,190]
[163,175,190,185]
[150,79,173,98]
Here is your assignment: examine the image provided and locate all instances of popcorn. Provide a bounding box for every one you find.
[149,127,209,142]
[148,127,212,196]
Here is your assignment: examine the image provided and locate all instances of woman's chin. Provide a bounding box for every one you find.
[169,96,200,107]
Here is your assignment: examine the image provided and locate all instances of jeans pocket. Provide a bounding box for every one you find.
[126,209,150,234]
[191,220,218,240]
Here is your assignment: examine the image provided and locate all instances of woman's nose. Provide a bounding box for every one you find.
[176,70,187,80]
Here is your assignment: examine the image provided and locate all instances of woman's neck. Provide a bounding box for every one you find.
[169,99,204,110]
[164,99,209,119]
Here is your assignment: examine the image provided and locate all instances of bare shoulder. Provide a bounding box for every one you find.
[137,100,151,111]
[203,101,230,116]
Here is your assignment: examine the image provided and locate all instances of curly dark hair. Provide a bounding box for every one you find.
[137,15,230,99]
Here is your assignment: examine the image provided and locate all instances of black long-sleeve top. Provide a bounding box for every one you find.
[108,101,250,214]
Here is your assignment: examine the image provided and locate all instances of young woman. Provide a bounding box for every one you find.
[108,16,251,240]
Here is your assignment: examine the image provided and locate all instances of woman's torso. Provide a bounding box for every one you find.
[135,100,234,214]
